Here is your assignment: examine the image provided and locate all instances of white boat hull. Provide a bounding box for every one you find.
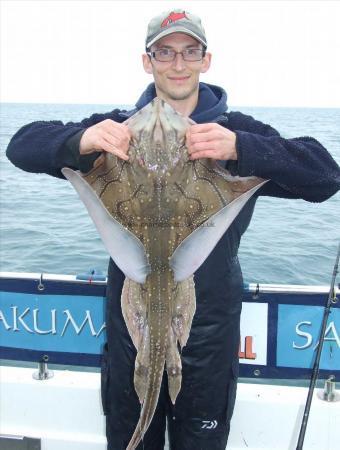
[1,365,339,450]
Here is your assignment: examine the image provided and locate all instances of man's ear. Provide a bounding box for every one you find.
[142,53,153,74]
[200,52,211,74]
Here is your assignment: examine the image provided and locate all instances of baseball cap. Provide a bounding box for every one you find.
[145,9,207,50]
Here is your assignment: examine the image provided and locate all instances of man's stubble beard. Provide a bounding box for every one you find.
[159,82,199,102]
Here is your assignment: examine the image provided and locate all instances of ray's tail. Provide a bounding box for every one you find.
[126,340,166,450]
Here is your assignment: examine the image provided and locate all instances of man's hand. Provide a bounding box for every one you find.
[186,123,237,161]
[79,119,131,161]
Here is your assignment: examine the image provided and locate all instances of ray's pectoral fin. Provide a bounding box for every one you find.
[62,168,150,284]
[166,277,196,404]
[171,277,196,348]
[121,278,150,404]
[170,179,268,282]
[166,328,182,404]
[133,324,150,404]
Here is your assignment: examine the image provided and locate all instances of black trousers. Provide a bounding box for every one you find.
[102,259,242,450]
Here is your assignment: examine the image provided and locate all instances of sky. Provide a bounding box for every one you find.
[1,0,340,107]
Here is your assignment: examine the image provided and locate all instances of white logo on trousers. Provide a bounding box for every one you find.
[201,420,218,429]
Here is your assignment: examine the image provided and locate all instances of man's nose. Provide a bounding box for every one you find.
[172,53,185,70]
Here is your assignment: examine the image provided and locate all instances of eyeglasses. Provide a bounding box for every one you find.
[147,48,206,62]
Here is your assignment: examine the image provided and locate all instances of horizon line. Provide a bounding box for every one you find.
[1,101,340,110]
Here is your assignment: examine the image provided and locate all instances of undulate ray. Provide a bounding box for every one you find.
[62,98,267,450]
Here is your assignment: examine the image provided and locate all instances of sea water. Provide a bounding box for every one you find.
[1,103,339,285]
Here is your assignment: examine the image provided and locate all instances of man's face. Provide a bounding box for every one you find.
[142,33,211,103]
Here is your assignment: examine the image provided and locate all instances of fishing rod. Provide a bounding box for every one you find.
[296,243,340,450]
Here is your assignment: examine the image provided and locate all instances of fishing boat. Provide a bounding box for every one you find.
[0,270,339,450]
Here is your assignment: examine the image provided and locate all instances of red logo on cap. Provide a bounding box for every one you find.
[161,11,188,28]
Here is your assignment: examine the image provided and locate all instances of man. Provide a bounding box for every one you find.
[6,9,340,450]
